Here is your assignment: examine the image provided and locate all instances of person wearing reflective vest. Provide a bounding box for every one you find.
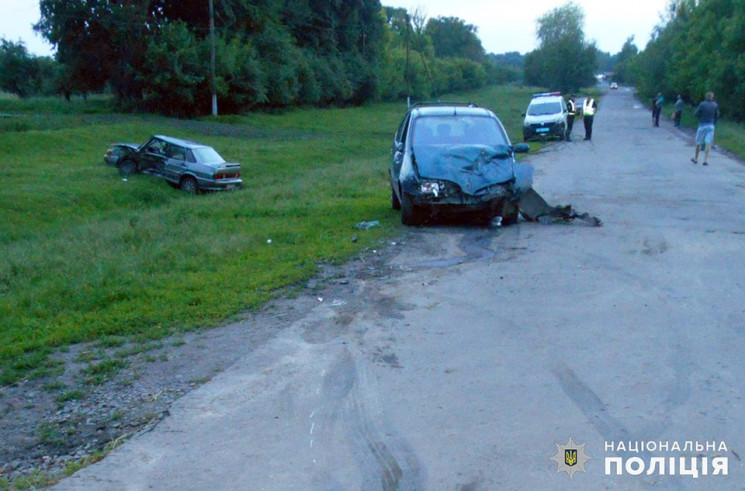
[582,96,598,141]
[566,95,577,141]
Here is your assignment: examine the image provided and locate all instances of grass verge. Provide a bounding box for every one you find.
[0,85,542,386]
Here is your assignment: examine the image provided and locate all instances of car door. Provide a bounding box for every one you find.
[139,138,168,174]
[391,112,411,182]
[163,144,188,182]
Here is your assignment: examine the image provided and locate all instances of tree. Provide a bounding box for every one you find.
[524,2,597,93]
[631,0,745,120]
[425,16,485,62]
[0,39,60,97]
[0,39,37,97]
[612,37,639,83]
[139,22,204,116]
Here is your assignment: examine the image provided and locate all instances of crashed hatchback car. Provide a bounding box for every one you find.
[104,135,242,193]
[390,102,532,225]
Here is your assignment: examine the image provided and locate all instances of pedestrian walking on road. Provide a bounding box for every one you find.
[566,95,577,141]
[672,95,684,127]
[582,96,597,140]
[691,92,719,166]
[652,93,664,127]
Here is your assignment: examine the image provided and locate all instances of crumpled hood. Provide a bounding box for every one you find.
[413,144,532,195]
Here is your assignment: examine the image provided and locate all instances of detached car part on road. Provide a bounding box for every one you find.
[390,102,533,226]
[104,135,242,193]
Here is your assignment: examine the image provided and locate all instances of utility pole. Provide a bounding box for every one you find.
[209,0,217,116]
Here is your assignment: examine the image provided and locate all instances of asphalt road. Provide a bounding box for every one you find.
[56,87,745,490]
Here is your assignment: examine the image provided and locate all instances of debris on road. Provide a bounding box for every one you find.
[518,188,602,226]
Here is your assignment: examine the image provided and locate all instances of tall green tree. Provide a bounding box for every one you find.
[632,0,745,120]
[523,2,597,93]
[0,39,37,97]
[425,16,485,62]
[611,37,639,83]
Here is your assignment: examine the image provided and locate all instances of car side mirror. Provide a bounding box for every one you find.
[513,143,530,154]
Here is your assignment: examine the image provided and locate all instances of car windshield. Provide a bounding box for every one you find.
[527,101,563,116]
[192,147,225,164]
[411,115,508,147]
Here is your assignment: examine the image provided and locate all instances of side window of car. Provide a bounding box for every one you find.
[185,149,196,163]
[145,140,166,155]
[170,145,186,161]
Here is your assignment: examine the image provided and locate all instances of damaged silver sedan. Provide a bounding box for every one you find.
[390,103,532,226]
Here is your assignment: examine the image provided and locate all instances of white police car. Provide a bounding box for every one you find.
[522,92,568,142]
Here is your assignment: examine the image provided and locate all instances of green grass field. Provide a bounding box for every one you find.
[0,85,540,385]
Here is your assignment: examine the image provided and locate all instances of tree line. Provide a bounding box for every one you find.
[5,1,668,117]
[1,0,520,116]
[629,0,745,121]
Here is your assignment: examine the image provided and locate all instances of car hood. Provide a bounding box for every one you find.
[114,143,140,150]
[413,144,532,195]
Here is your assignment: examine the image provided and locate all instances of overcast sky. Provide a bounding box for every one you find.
[385,0,671,54]
[1,0,670,58]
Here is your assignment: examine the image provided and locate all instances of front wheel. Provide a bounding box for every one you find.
[500,200,520,226]
[118,159,137,177]
[391,183,401,210]
[180,176,199,194]
[401,193,424,226]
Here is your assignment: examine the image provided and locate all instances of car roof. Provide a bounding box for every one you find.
[529,95,563,103]
[152,135,210,149]
[410,105,496,118]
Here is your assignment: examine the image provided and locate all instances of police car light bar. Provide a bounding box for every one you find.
[532,91,562,98]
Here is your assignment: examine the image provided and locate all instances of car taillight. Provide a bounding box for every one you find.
[215,171,240,180]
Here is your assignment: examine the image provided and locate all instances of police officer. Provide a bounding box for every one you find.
[583,96,598,141]
[566,95,577,141]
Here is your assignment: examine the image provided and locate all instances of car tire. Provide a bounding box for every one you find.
[180,176,199,194]
[401,193,423,226]
[391,183,401,210]
[501,200,520,226]
[118,159,137,177]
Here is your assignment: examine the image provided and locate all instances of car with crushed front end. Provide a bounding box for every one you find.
[390,102,532,226]
[104,135,242,193]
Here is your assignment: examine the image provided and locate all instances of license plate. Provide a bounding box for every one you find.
[536,128,550,133]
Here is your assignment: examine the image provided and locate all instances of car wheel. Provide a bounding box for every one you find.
[501,200,520,226]
[180,176,199,194]
[390,183,401,210]
[401,193,423,226]
[118,159,137,177]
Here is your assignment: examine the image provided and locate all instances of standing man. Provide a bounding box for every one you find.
[566,94,577,141]
[691,92,719,166]
[652,93,664,127]
[672,94,684,127]
[582,95,597,141]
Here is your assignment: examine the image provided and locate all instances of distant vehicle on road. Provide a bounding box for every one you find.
[104,135,242,193]
[390,102,532,226]
[610,82,619,90]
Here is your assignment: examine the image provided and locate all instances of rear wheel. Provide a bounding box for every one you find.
[180,176,199,194]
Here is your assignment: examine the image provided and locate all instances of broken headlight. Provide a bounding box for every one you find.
[420,181,442,198]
